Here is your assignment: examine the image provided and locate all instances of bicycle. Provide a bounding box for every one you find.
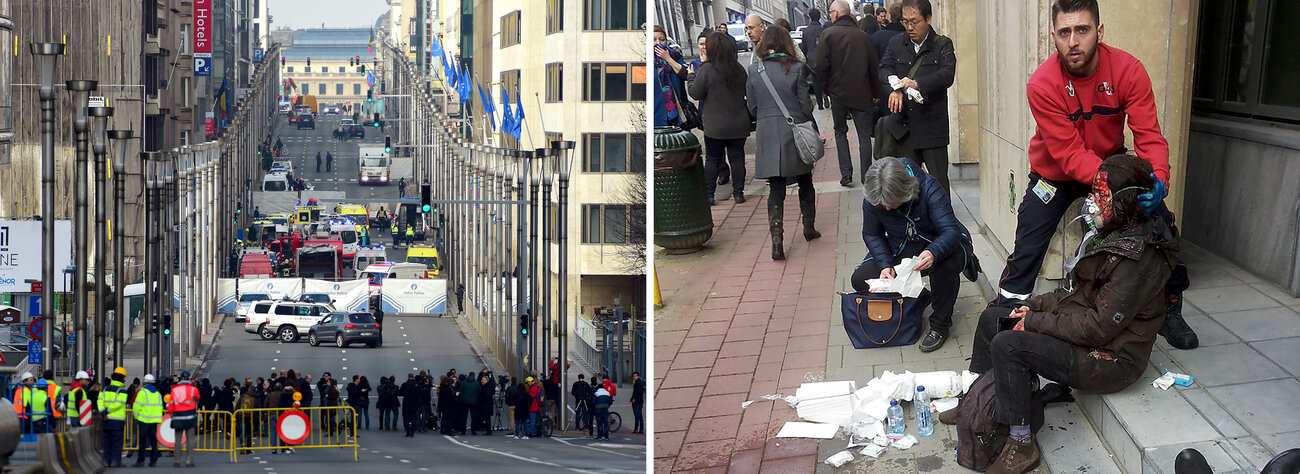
[565,404,622,436]
[536,412,555,438]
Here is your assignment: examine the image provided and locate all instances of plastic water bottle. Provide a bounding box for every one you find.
[915,386,934,436]
[887,399,905,435]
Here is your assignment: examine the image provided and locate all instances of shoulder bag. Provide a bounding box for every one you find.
[757,62,824,165]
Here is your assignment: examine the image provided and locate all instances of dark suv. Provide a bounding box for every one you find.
[346,124,366,138]
[308,312,381,348]
[296,114,315,130]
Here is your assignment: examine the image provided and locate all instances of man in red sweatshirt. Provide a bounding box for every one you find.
[991,0,1196,351]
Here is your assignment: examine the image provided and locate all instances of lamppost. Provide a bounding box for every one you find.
[31,41,63,370]
[108,129,134,369]
[0,7,13,168]
[89,103,113,379]
[537,147,553,376]
[551,139,574,429]
[66,79,98,374]
[141,151,157,376]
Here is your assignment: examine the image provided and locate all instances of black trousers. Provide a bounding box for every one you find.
[970,306,1138,426]
[831,100,873,181]
[136,420,159,463]
[997,173,1190,299]
[850,239,963,335]
[898,144,950,196]
[767,173,815,207]
[402,408,419,434]
[464,403,478,432]
[703,136,746,198]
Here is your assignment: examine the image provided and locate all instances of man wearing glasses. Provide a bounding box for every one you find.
[990,0,1196,352]
[879,0,956,193]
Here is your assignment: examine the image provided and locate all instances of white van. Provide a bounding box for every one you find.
[262,173,290,192]
[361,262,429,289]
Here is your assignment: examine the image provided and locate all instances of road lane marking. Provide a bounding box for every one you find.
[441,435,601,474]
[548,436,644,459]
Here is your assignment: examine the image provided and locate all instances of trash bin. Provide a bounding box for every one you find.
[653,126,714,254]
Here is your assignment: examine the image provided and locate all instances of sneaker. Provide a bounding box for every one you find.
[987,436,1041,474]
[1159,294,1199,350]
[937,408,960,425]
[918,330,948,353]
[521,436,530,440]
[839,177,853,187]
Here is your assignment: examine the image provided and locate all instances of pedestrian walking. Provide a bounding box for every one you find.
[527,377,542,437]
[167,370,199,468]
[688,32,750,206]
[399,374,421,437]
[316,152,322,172]
[67,371,91,428]
[879,0,957,194]
[511,382,531,439]
[98,368,129,467]
[801,8,829,110]
[813,0,887,187]
[746,25,822,261]
[437,376,455,434]
[987,0,1194,350]
[630,372,646,434]
[398,177,407,198]
[455,284,465,313]
[298,374,313,407]
[477,373,494,435]
[459,373,480,435]
[326,152,333,172]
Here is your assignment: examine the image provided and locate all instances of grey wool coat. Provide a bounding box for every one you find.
[746,58,816,179]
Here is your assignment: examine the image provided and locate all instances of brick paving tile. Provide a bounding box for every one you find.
[703,373,759,395]
[728,448,765,473]
[655,430,686,459]
[680,335,727,353]
[674,439,735,471]
[710,355,760,376]
[683,414,743,443]
[759,454,818,474]
[656,386,705,410]
[660,367,714,389]
[695,392,751,418]
[672,350,720,369]
[655,407,698,433]
[718,340,764,359]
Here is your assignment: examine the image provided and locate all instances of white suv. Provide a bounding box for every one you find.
[243,301,336,342]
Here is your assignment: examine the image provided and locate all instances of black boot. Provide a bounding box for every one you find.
[1174,448,1212,474]
[768,198,785,261]
[799,190,820,241]
[1159,294,1199,350]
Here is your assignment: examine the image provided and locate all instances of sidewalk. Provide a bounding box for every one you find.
[654,106,1300,472]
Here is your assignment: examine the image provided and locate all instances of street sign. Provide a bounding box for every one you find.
[30,281,41,293]
[0,307,18,324]
[27,341,40,365]
[254,48,264,63]
[66,331,75,343]
[158,416,189,449]
[28,318,43,341]
[29,295,39,317]
[277,409,311,445]
[195,54,212,76]
[88,96,106,107]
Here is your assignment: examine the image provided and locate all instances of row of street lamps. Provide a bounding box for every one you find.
[384,46,577,430]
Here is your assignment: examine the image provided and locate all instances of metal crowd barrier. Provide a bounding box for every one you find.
[230,406,358,462]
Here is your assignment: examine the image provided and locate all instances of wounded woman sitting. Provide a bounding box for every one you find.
[960,154,1180,474]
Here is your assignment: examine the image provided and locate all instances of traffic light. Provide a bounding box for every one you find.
[373,113,380,127]
[162,314,172,336]
[519,312,530,336]
[281,57,286,67]
[385,136,392,154]
[306,57,311,67]
[366,89,373,102]
[420,184,431,212]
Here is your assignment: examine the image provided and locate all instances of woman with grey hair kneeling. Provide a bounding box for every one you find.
[851,157,975,352]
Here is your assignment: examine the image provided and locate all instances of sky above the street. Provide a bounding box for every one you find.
[270,0,388,29]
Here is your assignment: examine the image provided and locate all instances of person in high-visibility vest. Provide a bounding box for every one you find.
[98,367,130,467]
[131,374,164,467]
[26,379,54,434]
[12,372,35,428]
[40,369,64,421]
[358,226,368,246]
[68,371,92,427]
[167,370,200,468]
[404,226,415,246]
[391,223,400,244]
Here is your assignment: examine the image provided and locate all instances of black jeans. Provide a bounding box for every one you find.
[996,173,1191,299]
[899,144,950,196]
[831,99,872,181]
[850,239,963,335]
[767,173,815,208]
[703,136,746,198]
[969,306,1136,426]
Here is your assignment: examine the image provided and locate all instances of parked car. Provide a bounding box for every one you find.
[308,312,381,348]
[234,293,272,323]
[346,124,366,138]
[243,300,336,342]
[298,293,334,305]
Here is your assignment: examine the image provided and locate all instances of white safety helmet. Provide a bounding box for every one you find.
[75,371,89,380]
[143,374,156,383]
[20,372,34,380]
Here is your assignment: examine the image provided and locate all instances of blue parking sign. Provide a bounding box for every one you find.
[28,341,41,365]
[195,54,212,76]
[254,48,264,63]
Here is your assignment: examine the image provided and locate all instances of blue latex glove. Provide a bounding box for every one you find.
[1137,173,1166,212]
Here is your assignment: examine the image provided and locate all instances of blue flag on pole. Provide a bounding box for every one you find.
[500,85,514,134]
[477,77,494,131]
[430,36,443,59]
[511,87,524,139]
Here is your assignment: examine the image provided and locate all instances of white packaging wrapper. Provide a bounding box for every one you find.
[889,258,927,298]
[741,400,755,409]
[1152,373,1175,390]
[961,370,979,394]
[869,371,917,401]
[825,450,854,468]
[872,435,891,446]
[931,397,959,414]
[914,371,963,399]
[861,444,886,458]
[866,278,894,293]
[891,434,918,450]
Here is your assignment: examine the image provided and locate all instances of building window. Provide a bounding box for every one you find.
[501,11,522,48]
[338,67,346,73]
[287,66,294,72]
[581,204,643,244]
[1193,0,1300,121]
[182,77,191,107]
[582,62,646,102]
[305,66,311,73]
[336,84,344,95]
[545,62,563,103]
[319,84,326,95]
[585,0,636,30]
[253,0,260,18]
[302,83,309,94]
[354,84,362,95]
[583,133,646,173]
[547,0,563,34]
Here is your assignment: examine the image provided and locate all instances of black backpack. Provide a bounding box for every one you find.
[955,373,1073,471]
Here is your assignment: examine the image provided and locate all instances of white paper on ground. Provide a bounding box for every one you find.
[860,444,886,458]
[741,400,755,409]
[776,422,840,439]
[761,394,782,401]
[795,381,857,400]
[888,258,927,298]
[869,370,917,401]
[961,370,979,394]
[845,420,886,448]
[797,393,858,426]
[914,371,963,399]
[782,395,801,408]
[931,397,959,414]
[1152,373,1175,390]
[860,395,893,422]
[891,434,918,449]
[824,450,854,468]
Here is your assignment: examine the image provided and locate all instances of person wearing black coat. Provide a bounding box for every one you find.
[420,375,434,433]
[871,5,906,126]
[437,377,456,435]
[813,0,889,188]
[297,376,312,407]
[511,384,532,439]
[800,9,829,109]
[398,374,421,437]
[879,0,957,194]
[476,374,494,434]
[687,32,751,206]
[853,157,971,353]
